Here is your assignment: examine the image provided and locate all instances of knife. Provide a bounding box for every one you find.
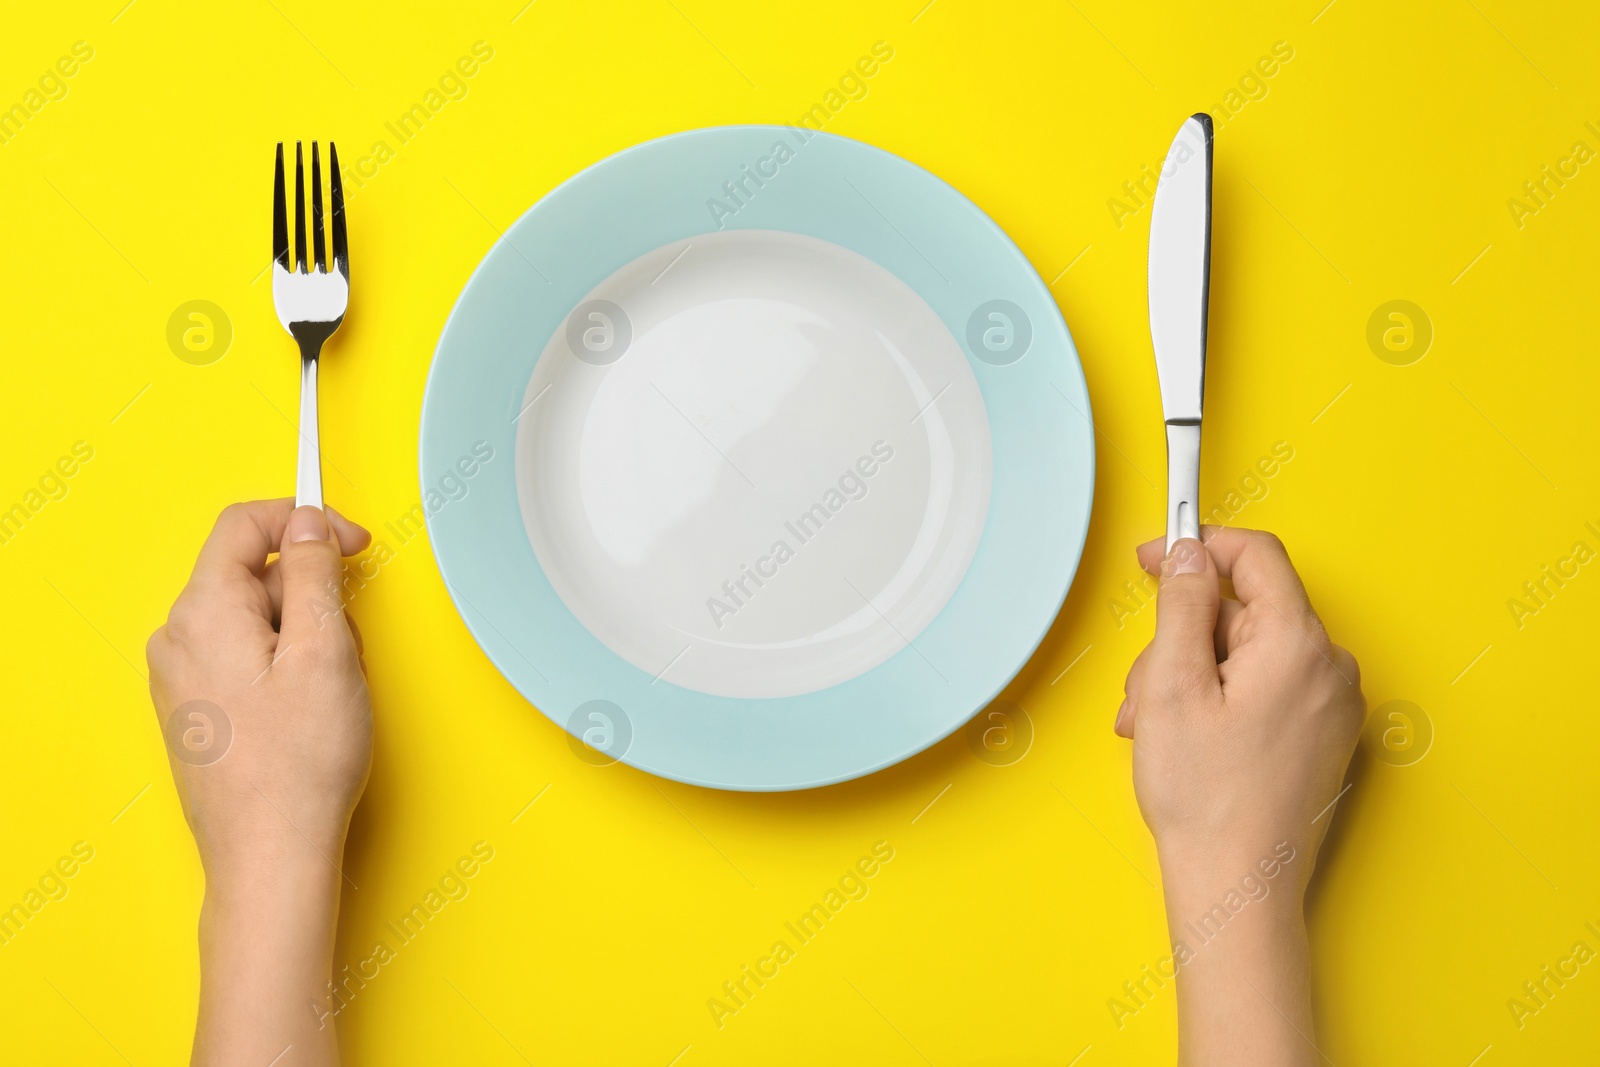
[1147,113,1213,552]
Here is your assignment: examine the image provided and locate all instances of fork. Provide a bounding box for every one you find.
[272,140,349,509]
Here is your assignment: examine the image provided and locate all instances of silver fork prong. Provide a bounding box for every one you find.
[294,141,308,274]
[329,142,348,278]
[311,142,327,273]
[273,143,290,270]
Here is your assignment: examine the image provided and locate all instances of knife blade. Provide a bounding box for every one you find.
[1148,113,1213,552]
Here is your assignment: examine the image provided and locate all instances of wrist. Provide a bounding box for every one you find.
[199,850,344,1002]
[194,846,345,1065]
[1163,876,1305,959]
[1157,827,1309,889]
[1163,879,1316,1067]
[195,807,350,895]
[203,847,343,919]
[1157,837,1308,939]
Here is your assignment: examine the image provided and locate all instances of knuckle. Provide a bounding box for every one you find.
[145,628,168,669]
[164,600,198,645]
[1150,663,1209,707]
[292,632,354,675]
[1302,617,1334,658]
[1271,608,1330,659]
[1248,529,1287,557]
[297,637,332,667]
[1123,645,1151,693]
[279,633,333,674]
[1150,673,1185,704]
[282,537,339,567]
[1333,645,1362,689]
[1158,578,1211,610]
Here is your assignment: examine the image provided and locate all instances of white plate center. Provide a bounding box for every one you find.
[515,229,992,699]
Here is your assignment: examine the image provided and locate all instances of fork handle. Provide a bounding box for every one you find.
[296,353,323,510]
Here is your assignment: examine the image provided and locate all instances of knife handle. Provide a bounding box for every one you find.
[1164,421,1202,552]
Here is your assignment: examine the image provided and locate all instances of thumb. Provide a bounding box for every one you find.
[1149,537,1221,692]
[277,505,355,651]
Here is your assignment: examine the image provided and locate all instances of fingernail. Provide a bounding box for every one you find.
[1114,700,1130,734]
[287,505,330,544]
[1163,538,1206,577]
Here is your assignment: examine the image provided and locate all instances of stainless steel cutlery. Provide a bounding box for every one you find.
[272,141,349,510]
[1148,114,1213,551]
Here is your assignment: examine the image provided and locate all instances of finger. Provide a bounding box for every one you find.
[1200,527,1309,612]
[1141,527,1311,611]
[260,561,282,624]
[263,561,363,652]
[1117,602,1233,734]
[1116,644,1152,738]
[345,609,365,659]
[193,499,370,588]
[1136,535,1165,576]
[1148,538,1222,697]
[1136,534,1244,656]
[276,506,360,653]
[1215,597,1245,660]
[145,627,173,709]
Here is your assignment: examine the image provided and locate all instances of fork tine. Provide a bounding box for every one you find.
[329,142,348,277]
[273,143,289,270]
[311,142,326,272]
[294,141,308,274]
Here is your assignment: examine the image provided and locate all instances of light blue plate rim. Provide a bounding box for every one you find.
[420,125,1094,791]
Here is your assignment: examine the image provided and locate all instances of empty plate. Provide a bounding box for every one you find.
[421,126,1093,790]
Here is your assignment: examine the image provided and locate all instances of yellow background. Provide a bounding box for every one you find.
[2,0,1597,1063]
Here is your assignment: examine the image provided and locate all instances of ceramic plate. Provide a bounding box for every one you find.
[421,126,1093,790]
